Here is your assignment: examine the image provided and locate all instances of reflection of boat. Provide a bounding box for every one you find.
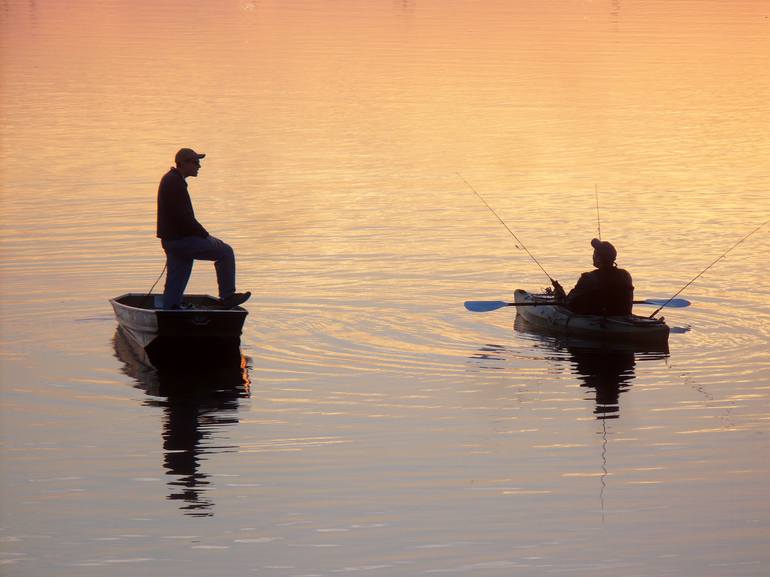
[514,289,670,345]
[514,315,668,418]
[114,328,250,516]
[110,293,248,368]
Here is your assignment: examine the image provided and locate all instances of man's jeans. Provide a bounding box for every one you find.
[161,236,236,309]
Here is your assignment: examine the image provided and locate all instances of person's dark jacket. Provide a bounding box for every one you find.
[156,168,209,240]
[566,267,634,315]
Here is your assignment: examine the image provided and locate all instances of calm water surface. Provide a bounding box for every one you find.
[1,1,769,576]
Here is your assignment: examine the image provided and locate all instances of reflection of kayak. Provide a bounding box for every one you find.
[513,315,669,355]
[512,316,644,418]
[514,289,670,345]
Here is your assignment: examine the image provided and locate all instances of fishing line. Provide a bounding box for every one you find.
[649,217,769,318]
[457,173,555,282]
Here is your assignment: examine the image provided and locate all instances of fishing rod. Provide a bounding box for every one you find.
[648,218,769,318]
[466,298,690,312]
[595,184,602,240]
[144,263,167,307]
[457,173,556,283]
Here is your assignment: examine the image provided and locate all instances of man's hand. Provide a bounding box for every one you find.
[551,279,566,300]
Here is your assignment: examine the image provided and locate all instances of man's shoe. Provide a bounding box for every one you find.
[218,291,251,309]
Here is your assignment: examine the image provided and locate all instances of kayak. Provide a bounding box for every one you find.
[513,289,670,345]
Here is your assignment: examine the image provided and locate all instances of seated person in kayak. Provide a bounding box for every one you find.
[551,239,634,315]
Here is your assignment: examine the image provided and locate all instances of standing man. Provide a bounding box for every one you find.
[551,238,634,315]
[157,148,250,310]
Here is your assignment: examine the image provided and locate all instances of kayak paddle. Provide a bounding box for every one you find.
[465,298,691,313]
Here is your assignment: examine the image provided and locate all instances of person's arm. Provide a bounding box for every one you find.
[565,273,596,313]
[165,178,209,238]
[551,279,567,300]
[621,270,634,314]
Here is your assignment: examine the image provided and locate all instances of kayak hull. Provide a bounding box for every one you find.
[513,289,670,345]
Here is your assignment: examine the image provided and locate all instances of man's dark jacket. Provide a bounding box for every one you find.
[156,168,209,240]
[566,267,634,315]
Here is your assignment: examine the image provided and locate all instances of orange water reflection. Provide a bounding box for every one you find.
[2,0,768,198]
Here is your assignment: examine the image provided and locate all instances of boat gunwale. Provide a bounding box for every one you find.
[110,293,249,314]
[514,290,667,327]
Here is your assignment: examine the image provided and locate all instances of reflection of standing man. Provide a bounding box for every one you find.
[157,148,250,310]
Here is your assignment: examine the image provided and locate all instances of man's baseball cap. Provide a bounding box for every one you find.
[175,148,206,165]
[591,238,617,264]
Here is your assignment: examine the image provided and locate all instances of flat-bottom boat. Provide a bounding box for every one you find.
[514,289,670,346]
[110,293,248,368]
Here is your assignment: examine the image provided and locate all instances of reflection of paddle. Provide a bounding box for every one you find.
[465,298,691,313]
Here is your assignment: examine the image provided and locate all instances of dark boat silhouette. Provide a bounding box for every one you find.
[110,293,248,368]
